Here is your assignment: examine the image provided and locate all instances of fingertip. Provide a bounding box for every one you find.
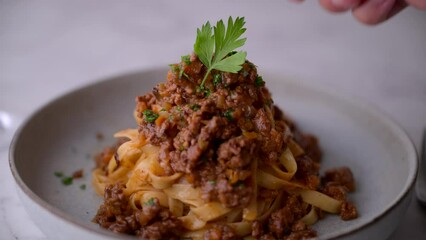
[405,0,426,10]
[320,0,361,12]
[352,13,385,25]
[352,0,396,25]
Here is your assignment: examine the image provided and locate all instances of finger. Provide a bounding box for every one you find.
[352,0,397,25]
[319,0,362,12]
[405,0,426,9]
[386,0,408,19]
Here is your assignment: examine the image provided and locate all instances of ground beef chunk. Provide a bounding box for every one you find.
[204,224,239,240]
[72,169,83,179]
[93,184,182,239]
[285,229,317,240]
[284,221,317,240]
[217,136,256,169]
[294,132,322,163]
[322,167,356,192]
[253,109,286,165]
[268,195,306,238]
[322,182,348,201]
[252,220,264,238]
[295,155,320,190]
[216,177,252,208]
[260,234,277,240]
[94,138,127,171]
[321,168,358,221]
[340,201,358,220]
[93,183,131,231]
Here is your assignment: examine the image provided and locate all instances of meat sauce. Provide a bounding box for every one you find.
[93,54,357,239]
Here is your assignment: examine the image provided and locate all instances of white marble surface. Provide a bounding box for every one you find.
[0,0,425,239]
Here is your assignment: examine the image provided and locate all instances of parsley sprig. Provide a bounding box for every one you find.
[194,17,247,89]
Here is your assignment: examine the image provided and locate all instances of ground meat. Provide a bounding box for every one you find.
[295,155,320,189]
[260,234,278,240]
[94,138,127,171]
[268,196,306,238]
[284,221,317,240]
[285,229,317,240]
[322,182,348,201]
[204,224,239,240]
[94,53,358,239]
[340,201,358,220]
[134,55,279,178]
[322,167,356,192]
[294,132,322,162]
[216,177,252,208]
[72,169,83,179]
[259,188,280,200]
[321,168,358,221]
[217,136,256,169]
[252,220,264,238]
[93,184,182,239]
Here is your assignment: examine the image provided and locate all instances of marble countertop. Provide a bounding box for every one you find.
[1,0,425,239]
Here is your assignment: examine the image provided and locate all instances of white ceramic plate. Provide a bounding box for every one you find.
[10,68,418,240]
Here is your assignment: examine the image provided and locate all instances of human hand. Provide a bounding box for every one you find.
[293,0,426,25]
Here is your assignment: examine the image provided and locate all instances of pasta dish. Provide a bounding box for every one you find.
[92,17,357,240]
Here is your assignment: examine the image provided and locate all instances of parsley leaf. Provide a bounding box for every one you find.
[181,55,191,65]
[144,198,155,206]
[208,180,216,185]
[255,76,264,87]
[223,109,234,121]
[62,176,73,186]
[190,104,201,111]
[196,86,211,97]
[54,171,64,178]
[213,73,222,86]
[169,64,179,73]
[143,110,159,123]
[194,17,247,89]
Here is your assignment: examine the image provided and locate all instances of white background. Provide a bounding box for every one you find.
[1,0,425,239]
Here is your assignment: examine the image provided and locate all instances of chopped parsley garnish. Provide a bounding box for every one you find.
[213,73,222,86]
[62,176,73,186]
[168,115,174,121]
[204,88,211,97]
[144,198,155,206]
[143,110,159,123]
[181,71,189,79]
[196,86,211,97]
[170,64,187,79]
[242,69,249,77]
[181,55,191,65]
[54,171,64,178]
[190,104,201,111]
[80,184,86,190]
[223,109,234,121]
[169,64,180,73]
[234,181,245,188]
[255,76,264,87]
[160,108,167,112]
[208,180,216,185]
[194,17,247,89]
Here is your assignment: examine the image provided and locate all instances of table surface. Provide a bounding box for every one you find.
[1,1,425,239]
